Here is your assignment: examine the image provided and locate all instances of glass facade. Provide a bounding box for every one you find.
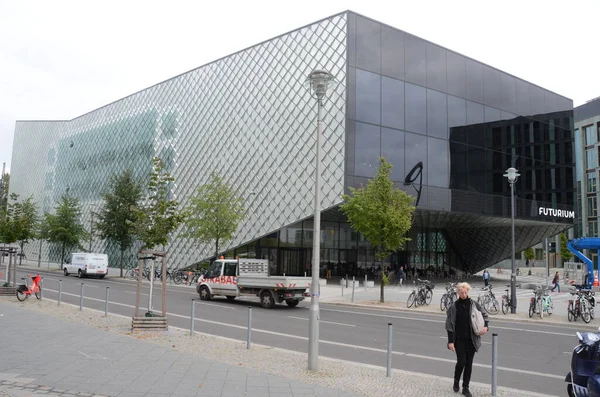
[9,11,576,275]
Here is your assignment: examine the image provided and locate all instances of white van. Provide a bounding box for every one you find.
[64,253,109,279]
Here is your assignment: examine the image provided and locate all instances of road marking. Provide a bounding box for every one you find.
[38,293,564,381]
[288,316,355,327]
[197,302,235,310]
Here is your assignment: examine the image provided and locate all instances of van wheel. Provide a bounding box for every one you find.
[226,296,236,301]
[285,299,299,307]
[260,291,275,309]
[199,286,211,301]
[78,270,83,278]
[64,268,69,277]
[99,275,105,279]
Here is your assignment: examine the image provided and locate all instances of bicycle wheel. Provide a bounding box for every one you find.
[486,298,499,315]
[35,286,41,300]
[172,272,182,285]
[16,289,28,301]
[425,289,433,305]
[568,302,574,322]
[440,294,448,311]
[528,301,535,318]
[501,297,509,315]
[582,301,592,323]
[407,292,416,308]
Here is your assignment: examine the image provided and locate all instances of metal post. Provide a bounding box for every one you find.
[88,211,94,252]
[58,280,62,305]
[37,239,42,268]
[351,276,355,303]
[510,182,517,313]
[365,274,367,291]
[79,283,84,311]
[308,95,323,372]
[104,287,110,317]
[491,333,498,396]
[545,237,549,289]
[386,323,393,377]
[190,299,195,336]
[341,280,344,296]
[247,306,252,349]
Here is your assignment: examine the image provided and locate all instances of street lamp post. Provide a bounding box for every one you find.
[306,69,334,372]
[503,167,520,314]
[89,210,96,253]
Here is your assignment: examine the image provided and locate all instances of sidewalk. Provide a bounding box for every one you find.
[0,294,554,397]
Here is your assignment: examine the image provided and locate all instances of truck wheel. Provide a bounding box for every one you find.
[99,275,105,279]
[260,291,275,309]
[78,270,83,278]
[199,286,211,301]
[285,299,299,307]
[64,268,69,276]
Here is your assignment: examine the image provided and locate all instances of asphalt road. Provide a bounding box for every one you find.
[17,269,578,396]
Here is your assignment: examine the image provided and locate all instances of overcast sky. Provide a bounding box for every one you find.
[1,0,598,173]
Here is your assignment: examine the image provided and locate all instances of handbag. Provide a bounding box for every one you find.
[470,303,485,336]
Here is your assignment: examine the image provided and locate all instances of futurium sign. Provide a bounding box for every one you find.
[538,207,575,219]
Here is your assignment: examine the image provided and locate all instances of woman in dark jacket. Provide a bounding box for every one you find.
[445,282,489,397]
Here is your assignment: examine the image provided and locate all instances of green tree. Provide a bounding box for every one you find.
[560,232,572,263]
[95,169,143,277]
[0,172,8,215]
[0,193,39,265]
[183,173,246,259]
[523,247,535,265]
[340,158,416,303]
[133,157,184,250]
[45,194,88,269]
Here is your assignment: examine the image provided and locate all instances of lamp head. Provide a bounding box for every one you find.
[503,167,520,184]
[306,69,334,100]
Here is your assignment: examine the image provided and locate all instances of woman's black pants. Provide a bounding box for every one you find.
[454,339,476,388]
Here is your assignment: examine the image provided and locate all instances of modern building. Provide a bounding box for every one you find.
[575,97,600,245]
[9,11,575,277]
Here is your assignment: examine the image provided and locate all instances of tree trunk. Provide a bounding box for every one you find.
[380,260,385,303]
[120,249,124,278]
[215,238,219,259]
[19,242,23,266]
[60,243,65,270]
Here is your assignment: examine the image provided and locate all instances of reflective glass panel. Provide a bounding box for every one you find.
[382,77,404,130]
[356,69,381,124]
[381,127,405,181]
[405,132,427,186]
[355,122,381,177]
[405,83,427,134]
[427,137,448,187]
[427,89,448,139]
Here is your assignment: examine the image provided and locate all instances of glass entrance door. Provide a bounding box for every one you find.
[280,248,306,276]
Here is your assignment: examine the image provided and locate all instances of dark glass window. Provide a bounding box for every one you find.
[405,83,427,134]
[446,52,466,98]
[428,137,448,187]
[500,74,517,114]
[427,89,447,139]
[355,16,381,73]
[355,122,381,177]
[405,132,428,186]
[448,96,467,128]
[450,141,468,190]
[381,77,404,130]
[465,59,484,103]
[381,26,405,80]
[484,106,501,123]
[483,65,501,108]
[515,79,531,116]
[466,101,484,125]
[404,35,427,86]
[426,43,447,92]
[381,128,405,181]
[356,69,381,124]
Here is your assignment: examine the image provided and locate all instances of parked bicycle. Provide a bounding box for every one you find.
[501,284,514,314]
[477,285,499,315]
[568,289,592,323]
[580,289,596,320]
[16,274,42,301]
[440,282,457,311]
[529,286,553,319]
[407,278,435,308]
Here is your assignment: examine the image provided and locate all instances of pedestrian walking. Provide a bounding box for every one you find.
[398,266,405,287]
[445,282,489,397]
[551,271,560,293]
[482,270,490,287]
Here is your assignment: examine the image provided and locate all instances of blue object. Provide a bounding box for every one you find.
[567,238,598,290]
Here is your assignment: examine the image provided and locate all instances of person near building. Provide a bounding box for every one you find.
[482,270,490,287]
[397,266,405,287]
[446,282,489,397]
[551,271,560,293]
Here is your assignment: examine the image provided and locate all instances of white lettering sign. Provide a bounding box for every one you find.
[538,207,575,219]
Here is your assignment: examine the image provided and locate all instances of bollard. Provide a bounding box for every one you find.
[304,272,307,278]
[40,278,43,300]
[351,276,355,303]
[104,287,110,317]
[58,280,62,306]
[387,323,393,377]
[346,274,348,288]
[190,299,195,336]
[341,280,344,296]
[491,333,498,396]
[79,283,84,311]
[247,306,252,349]
[365,274,367,291]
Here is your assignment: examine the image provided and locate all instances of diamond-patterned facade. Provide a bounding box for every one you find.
[10,14,347,267]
